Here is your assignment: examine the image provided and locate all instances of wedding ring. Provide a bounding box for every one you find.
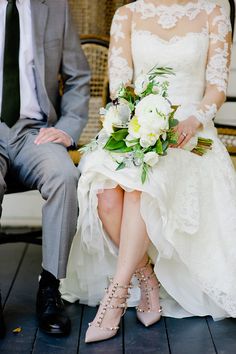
[181,132,187,138]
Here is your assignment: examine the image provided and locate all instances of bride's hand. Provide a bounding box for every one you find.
[174,116,202,148]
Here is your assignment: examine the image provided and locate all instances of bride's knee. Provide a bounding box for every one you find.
[124,190,141,204]
[97,187,124,214]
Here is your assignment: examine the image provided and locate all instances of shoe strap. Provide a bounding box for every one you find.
[108,277,133,289]
[93,282,128,329]
[136,272,161,313]
[105,288,130,299]
[136,270,157,283]
[88,322,119,331]
[136,305,162,314]
[135,258,150,274]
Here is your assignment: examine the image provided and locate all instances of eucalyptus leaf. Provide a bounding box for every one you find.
[156,139,163,155]
[141,163,148,184]
[116,161,126,171]
[162,140,169,152]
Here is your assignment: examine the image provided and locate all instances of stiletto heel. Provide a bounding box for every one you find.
[135,260,162,327]
[85,281,131,343]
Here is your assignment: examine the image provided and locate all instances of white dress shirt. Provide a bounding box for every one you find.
[0,0,43,120]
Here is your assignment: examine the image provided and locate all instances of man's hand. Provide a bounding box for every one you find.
[174,116,202,148]
[34,128,72,147]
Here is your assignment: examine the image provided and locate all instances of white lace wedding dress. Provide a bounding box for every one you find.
[61,0,236,319]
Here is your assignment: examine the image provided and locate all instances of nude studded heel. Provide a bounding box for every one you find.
[135,260,162,327]
[85,281,131,343]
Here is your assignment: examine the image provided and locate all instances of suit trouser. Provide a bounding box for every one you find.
[0,118,79,279]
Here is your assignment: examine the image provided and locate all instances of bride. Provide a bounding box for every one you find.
[61,0,236,343]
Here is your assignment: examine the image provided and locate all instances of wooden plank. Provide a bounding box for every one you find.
[165,317,216,354]
[32,302,83,354]
[124,307,170,354]
[0,244,41,353]
[207,317,236,354]
[78,305,123,354]
[0,243,27,302]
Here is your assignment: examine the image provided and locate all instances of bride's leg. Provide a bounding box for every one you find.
[114,190,150,283]
[97,186,124,246]
[115,191,161,325]
[86,191,160,342]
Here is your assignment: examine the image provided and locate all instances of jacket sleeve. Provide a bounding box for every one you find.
[55,1,91,143]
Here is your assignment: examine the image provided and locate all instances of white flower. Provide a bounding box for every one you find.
[140,132,159,148]
[143,152,159,167]
[102,103,131,134]
[139,114,169,134]
[102,106,120,134]
[135,94,172,121]
[125,134,138,147]
[131,94,171,147]
[116,103,132,124]
[134,74,150,96]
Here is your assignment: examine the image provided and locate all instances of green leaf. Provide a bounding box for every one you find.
[169,119,179,128]
[111,128,129,141]
[104,137,127,151]
[156,139,163,155]
[110,146,133,153]
[169,138,178,145]
[116,161,126,171]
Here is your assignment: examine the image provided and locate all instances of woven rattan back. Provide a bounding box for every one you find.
[78,37,109,146]
[68,0,133,37]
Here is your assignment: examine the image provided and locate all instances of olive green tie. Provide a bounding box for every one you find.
[1,0,20,127]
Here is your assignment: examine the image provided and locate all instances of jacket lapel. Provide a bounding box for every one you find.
[30,0,50,116]
[31,0,48,80]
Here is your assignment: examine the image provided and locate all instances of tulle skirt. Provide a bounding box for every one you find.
[61,124,236,319]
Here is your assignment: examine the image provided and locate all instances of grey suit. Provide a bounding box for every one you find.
[0,0,90,278]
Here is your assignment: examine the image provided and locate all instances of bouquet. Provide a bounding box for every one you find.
[81,66,213,183]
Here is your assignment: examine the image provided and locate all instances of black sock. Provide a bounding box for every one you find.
[39,269,59,289]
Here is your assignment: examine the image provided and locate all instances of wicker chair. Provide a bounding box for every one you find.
[69,0,133,37]
[67,35,110,165]
[79,35,109,146]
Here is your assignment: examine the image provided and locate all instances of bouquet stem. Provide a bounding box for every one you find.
[191,137,213,156]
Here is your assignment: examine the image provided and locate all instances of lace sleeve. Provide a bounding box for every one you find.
[193,5,232,127]
[109,6,133,98]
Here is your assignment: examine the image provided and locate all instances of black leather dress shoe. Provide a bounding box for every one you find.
[0,292,6,339]
[36,285,71,336]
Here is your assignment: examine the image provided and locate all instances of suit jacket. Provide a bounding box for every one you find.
[31,0,90,143]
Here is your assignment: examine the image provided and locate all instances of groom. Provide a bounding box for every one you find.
[0,0,90,337]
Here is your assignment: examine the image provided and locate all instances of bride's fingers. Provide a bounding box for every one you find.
[176,131,186,146]
[178,133,192,148]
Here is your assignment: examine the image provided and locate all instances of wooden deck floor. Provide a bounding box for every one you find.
[0,242,236,354]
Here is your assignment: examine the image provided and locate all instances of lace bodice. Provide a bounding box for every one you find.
[109,0,232,127]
